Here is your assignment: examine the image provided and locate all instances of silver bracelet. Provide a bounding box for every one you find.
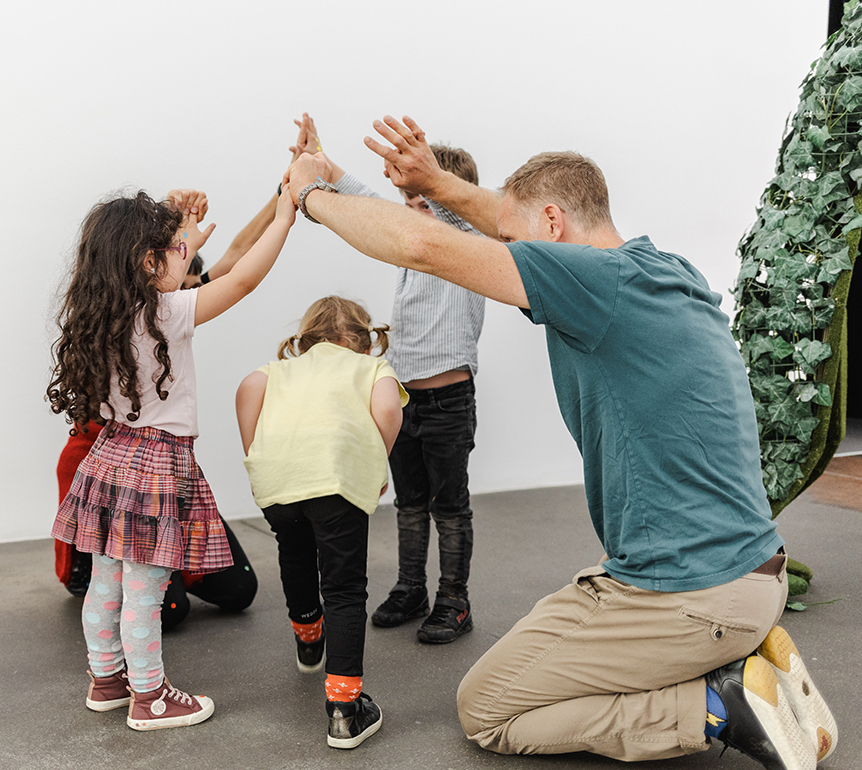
[298,179,339,224]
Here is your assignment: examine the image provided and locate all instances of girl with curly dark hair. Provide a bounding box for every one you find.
[47,181,295,731]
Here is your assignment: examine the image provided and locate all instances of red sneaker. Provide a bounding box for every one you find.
[127,678,214,731]
[86,669,131,712]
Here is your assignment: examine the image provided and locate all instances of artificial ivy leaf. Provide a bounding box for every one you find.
[773,255,818,283]
[793,338,833,373]
[840,210,862,233]
[794,382,820,402]
[789,414,821,442]
[813,302,835,327]
[813,382,833,406]
[817,251,854,281]
[751,373,793,402]
[785,601,808,612]
[806,125,832,149]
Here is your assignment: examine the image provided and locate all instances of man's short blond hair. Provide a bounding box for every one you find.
[431,144,479,186]
[502,151,613,231]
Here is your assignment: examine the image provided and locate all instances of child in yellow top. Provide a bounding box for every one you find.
[235,296,407,750]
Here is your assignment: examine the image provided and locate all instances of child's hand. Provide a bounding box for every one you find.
[167,188,209,221]
[180,208,217,258]
[275,171,297,226]
[379,482,388,498]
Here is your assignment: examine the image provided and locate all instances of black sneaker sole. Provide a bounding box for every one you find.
[371,600,430,628]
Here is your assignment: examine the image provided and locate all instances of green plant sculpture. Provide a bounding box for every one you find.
[733,0,862,523]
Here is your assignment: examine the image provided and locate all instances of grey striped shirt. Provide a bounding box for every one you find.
[334,173,486,382]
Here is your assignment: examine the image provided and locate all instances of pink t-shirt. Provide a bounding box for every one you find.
[101,288,199,437]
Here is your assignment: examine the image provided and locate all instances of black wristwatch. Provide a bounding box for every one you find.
[298,179,339,224]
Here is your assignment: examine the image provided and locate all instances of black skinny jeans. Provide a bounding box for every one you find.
[263,495,369,677]
[388,377,477,599]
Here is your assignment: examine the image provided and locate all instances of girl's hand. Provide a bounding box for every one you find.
[275,171,297,226]
[181,209,217,258]
[167,188,209,221]
[379,482,389,498]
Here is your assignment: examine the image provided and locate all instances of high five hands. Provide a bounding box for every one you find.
[285,113,447,207]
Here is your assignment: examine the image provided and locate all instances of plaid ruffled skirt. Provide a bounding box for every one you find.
[52,422,232,574]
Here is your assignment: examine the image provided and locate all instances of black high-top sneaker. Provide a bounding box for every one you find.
[325,692,382,749]
[417,594,472,644]
[295,626,325,674]
[371,583,429,627]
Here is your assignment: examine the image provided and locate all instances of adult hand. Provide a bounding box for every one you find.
[289,112,323,162]
[364,115,443,198]
[167,188,208,221]
[286,153,333,206]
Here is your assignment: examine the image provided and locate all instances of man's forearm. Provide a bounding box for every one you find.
[302,189,528,307]
[428,172,503,239]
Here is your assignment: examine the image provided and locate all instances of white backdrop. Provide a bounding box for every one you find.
[1,1,827,542]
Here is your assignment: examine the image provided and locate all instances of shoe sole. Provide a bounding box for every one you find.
[86,695,131,712]
[739,656,816,770]
[371,601,430,628]
[757,626,837,762]
[417,615,473,644]
[327,706,383,749]
[297,650,326,674]
[127,696,215,731]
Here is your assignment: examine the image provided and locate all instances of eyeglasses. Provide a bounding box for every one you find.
[154,241,188,260]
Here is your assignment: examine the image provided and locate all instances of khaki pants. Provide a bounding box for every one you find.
[457,559,787,761]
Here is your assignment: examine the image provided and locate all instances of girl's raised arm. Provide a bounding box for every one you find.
[195,173,295,326]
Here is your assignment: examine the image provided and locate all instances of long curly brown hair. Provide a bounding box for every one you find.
[47,191,183,432]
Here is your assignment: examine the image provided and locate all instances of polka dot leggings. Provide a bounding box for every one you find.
[82,556,169,693]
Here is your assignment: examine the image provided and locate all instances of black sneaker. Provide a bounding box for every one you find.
[417,594,472,644]
[705,655,816,770]
[371,583,429,627]
[326,692,382,749]
[66,551,92,597]
[295,626,325,674]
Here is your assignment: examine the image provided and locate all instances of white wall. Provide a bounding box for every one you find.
[1,1,827,542]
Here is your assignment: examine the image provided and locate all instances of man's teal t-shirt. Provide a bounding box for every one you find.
[508,236,782,592]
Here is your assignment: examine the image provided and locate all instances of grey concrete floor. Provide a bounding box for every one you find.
[1,482,857,770]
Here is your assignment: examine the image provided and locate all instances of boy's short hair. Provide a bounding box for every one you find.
[187,253,204,277]
[430,144,479,186]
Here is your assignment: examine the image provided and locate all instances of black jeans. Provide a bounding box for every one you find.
[262,495,369,677]
[388,377,477,599]
[162,519,258,632]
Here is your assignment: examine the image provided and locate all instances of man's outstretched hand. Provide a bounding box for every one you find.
[364,115,444,198]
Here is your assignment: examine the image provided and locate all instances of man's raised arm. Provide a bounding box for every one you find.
[286,153,528,309]
[364,115,503,239]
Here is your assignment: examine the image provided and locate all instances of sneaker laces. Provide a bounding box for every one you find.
[163,684,194,706]
[425,602,455,626]
[377,588,413,613]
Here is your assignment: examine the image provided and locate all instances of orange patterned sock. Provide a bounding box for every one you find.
[291,617,323,643]
[325,675,363,702]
